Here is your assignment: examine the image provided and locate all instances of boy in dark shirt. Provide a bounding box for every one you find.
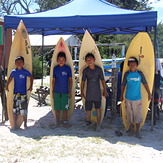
[81,53,108,131]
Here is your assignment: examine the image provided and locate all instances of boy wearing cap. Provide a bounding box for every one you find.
[6,56,33,130]
[120,57,152,139]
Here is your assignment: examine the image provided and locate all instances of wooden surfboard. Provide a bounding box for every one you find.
[7,20,32,128]
[50,38,75,121]
[79,30,106,123]
[121,32,154,130]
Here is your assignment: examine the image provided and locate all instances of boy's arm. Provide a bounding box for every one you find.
[80,80,85,99]
[6,77,13,92]
[139,71,152,101]
[52,78,56,98]
[28,75,34,92]
[120,85,125,101]
[144,84,152,101]
[68,77,72,98]
[101,80,108,97]
[120,71,129,101]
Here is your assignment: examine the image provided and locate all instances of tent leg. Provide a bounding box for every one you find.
[151,26,157,131]
[41,31,45,86]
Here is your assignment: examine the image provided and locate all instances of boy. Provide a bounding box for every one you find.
[120,57,152,139]
[6,56,33,130]
[81,53,108,131]
[52,52,72,127]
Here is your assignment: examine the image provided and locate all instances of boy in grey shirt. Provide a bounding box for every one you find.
[81,53,108,131]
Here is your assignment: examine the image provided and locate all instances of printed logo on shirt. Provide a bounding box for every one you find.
[129,77,140,81]
[62,71,67,76]
[19,74,25,79]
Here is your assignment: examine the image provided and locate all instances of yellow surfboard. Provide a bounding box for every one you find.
[79,30,106,123]
[121,32,154,130]
[50,38,75,121]
[7,20,32,128]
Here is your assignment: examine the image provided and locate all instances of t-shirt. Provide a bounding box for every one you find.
[53,65,72,94]
[121,70,147,101]
[10,68,32,94]
[82,65,104,101]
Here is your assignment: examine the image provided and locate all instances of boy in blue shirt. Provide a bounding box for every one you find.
[120,57,151,139]
[6,56,33,130]
[52,52,72,127]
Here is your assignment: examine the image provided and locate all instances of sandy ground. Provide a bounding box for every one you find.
[0,96,163,163]
[0,76,163,162]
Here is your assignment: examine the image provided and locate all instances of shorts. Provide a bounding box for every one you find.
[125,99,142,123]
[13,93,28,116]
[85,101,101,111]
[54,93,69,111]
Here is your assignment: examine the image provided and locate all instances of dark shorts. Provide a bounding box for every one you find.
[13,93,28,116]
[85,101,101,111]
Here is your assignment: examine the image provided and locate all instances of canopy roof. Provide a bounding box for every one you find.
[4,0,157,35]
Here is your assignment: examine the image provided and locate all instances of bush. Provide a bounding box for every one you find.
[32,55,44,79]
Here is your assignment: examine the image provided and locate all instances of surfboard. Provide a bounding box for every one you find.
[121,32,154,130]
[79,30,106,123]
[50,38,75,121]
[7,20,32,128]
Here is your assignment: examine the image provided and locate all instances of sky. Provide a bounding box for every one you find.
[148,0,163,23]
[29,0,163,24]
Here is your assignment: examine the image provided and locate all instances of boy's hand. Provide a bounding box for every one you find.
[103,90,108,98]
[6,86,9,92]
[148,94,152,101]
[80,92,85,99]
[120,95,123,101]
[27,87,33,92]
[68,92,72,98]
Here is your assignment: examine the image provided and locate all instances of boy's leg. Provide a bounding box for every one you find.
[85,101,92,127]
[133,99,142,139]
[13,115,17,130]
[96,109,101,126]
[63,110,68,121]
[95,101,102,131]
[54,93,61,127]
[23,115,27,128]
[135,123,141,139]
[55,110,60,126]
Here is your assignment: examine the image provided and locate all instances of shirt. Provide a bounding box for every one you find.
[82,65,104,101]
[53,65,72,94]
[121,70,147,101]
[10,68,31,94]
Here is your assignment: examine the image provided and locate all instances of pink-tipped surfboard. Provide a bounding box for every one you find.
[50,38,75,121]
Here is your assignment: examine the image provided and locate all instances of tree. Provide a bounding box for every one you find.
[35,0,70,11]
[0,0,37,16]
[157,23,163,58]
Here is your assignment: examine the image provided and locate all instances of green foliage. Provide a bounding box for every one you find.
[35,0,70,11]
[32,55,46,79]
[157,23,163,58]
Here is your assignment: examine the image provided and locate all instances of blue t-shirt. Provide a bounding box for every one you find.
[10,68,32,94]
[121,71,147,101]
[53,65,72,94]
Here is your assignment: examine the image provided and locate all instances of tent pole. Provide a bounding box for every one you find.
[41,30,44,86]
[151,26,157,131]
[1,28,8,122]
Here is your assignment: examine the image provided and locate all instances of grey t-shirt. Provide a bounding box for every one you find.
[82,65,104,101]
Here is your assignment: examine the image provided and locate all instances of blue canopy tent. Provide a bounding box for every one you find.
[3,0,157,127]
[4,0,157,35]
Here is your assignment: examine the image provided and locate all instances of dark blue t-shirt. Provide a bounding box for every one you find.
[53,65,72,94]
[10,68,31,94]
